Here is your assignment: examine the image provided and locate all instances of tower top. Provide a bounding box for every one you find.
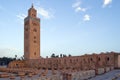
[28,4,37,18]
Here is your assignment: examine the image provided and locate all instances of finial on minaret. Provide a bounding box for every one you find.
[31,3,34,8]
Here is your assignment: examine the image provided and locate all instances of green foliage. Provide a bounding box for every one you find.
[50,53,72,58]
[0,57,15,65]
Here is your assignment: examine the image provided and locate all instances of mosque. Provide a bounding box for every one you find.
[6,4,120,79]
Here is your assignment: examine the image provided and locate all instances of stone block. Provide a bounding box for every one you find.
[69,70,95,80]
[0,73,9,78]
[110,66,114,70]
[105,67,110,72]
[9,75,15,80]
[18,72,25,76]
[96,68,104,75]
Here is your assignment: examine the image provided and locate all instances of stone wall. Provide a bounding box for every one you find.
[8,52,119,71]
[25,52,117,71]
[8,60,26,68]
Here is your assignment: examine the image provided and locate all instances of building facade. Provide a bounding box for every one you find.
[24,5,40,60]
[26,52,118,70]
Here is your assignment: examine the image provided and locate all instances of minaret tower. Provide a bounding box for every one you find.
[24,4,40,60]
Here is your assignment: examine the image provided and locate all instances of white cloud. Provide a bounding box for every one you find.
[16,14,26,20]
[72,0,87,13]
[0,48,23,58]
[72,1,81,8]
[16,6,54,23]
[36,7,54,19]
[103,0,112,7]
[83,14,90,21]
[16,13,26,24]
[75,7,87,12]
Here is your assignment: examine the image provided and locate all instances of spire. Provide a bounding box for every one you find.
[28,3,37,18]
[31,3,34,8]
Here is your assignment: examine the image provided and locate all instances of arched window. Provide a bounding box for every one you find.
[91,58,93,61]
[34,36,36,39]
[107,57,110,61]
[32,22,37,26]
[34,40,36,43]
[98,57,101,61]
[33,28,37,32]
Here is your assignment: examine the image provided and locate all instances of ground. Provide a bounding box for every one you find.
[90,69,120,80]
[1,69,120,80]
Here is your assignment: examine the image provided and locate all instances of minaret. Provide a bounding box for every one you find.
[24,4,40,60]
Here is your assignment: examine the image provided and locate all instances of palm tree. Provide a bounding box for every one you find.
[15,55,17,60]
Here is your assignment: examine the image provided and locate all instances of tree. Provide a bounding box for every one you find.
[15,55,17,60]
[68,54,72,57]
[60,54,62,58]
[51,53,55,58]
[63,54,67,57]
[0,57,15,65]
[56,55,59,58]
[20,56,24,60]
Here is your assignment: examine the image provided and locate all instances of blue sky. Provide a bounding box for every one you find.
[0,0,120,58]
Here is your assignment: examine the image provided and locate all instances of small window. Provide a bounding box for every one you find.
[34,36,36,39]
[98,57,100,61]
[25,28,28,31]
[34,40,36,43]
[16,64,18,68]
[33,28,37,32]
[91,58,93,61]
[107,57,110,61]
[34,52,36,55]
[32,22,37,26]
[32,14,34,17]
